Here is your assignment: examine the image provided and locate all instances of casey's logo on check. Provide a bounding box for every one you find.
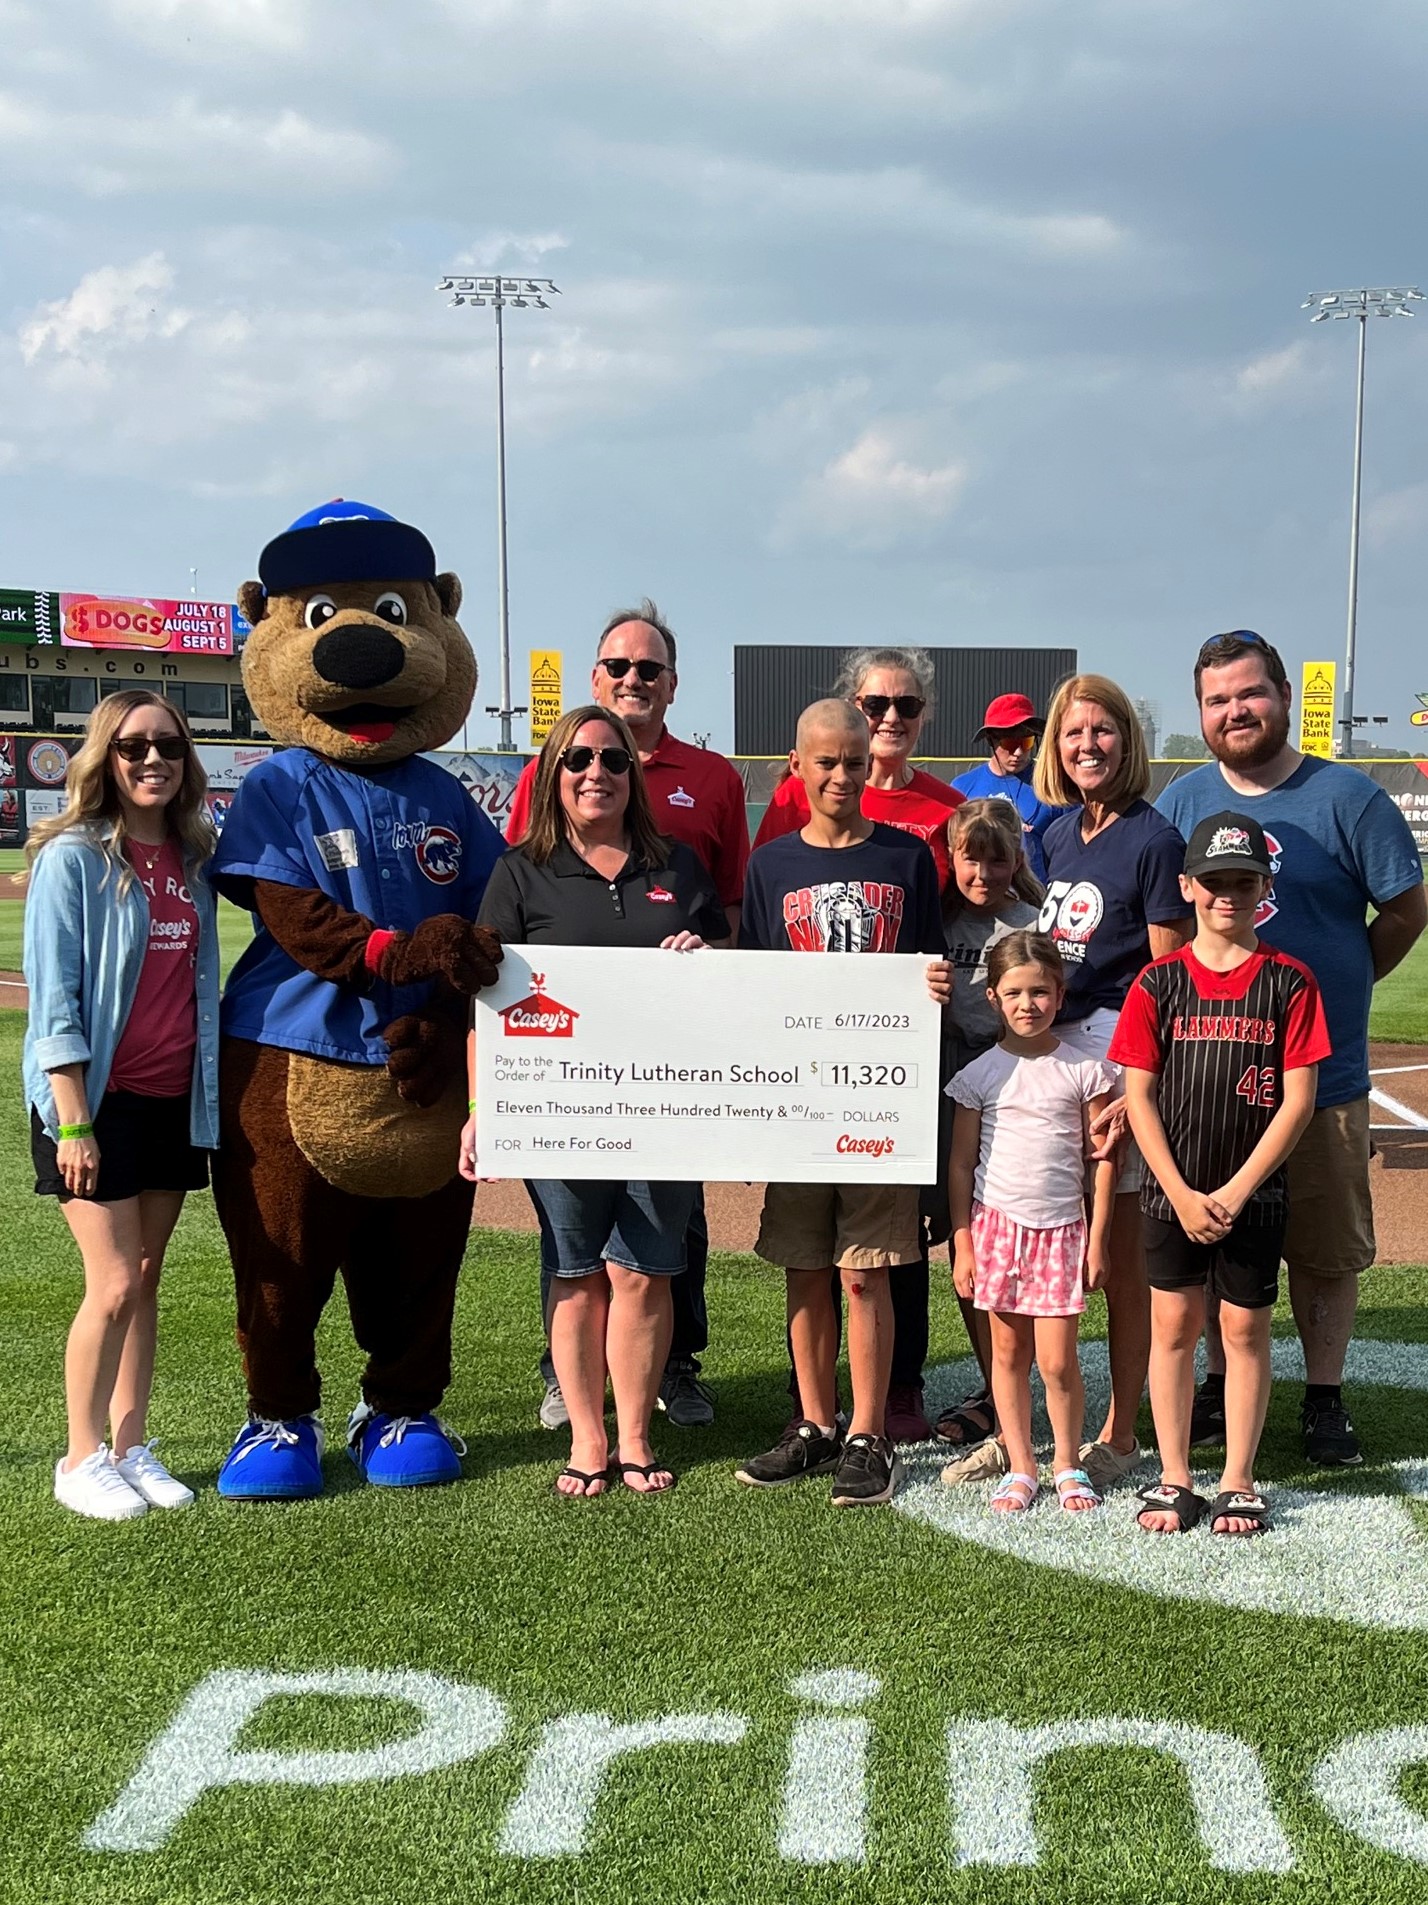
[500,975,580,1038]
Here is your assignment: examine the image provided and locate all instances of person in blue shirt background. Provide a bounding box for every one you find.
[950,693,1068,883]
[1159,629,1425,1469]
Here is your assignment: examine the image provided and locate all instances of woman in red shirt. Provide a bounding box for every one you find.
[754,647,964,1443]
[753,647,963,890]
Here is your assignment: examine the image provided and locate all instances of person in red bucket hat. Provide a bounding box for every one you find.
[951,692,1068,883]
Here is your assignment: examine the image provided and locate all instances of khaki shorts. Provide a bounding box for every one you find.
[1283,1096,1375,1278]
[755,1181,924,1272]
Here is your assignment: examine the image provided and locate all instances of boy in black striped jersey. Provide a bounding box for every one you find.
[1109,812,1329,1535]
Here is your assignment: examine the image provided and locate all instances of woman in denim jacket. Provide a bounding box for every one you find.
[23,690,221,1521]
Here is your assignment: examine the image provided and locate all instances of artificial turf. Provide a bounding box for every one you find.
[2,1007,1428,1903]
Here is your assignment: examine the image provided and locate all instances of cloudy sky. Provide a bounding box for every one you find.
[3,0,1428,751]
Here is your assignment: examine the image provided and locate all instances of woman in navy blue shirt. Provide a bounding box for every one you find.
[1031,674,1191,1493]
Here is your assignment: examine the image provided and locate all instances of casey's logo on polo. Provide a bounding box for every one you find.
[500,975,580,1038]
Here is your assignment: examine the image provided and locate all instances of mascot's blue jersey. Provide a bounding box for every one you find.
[212,748,505,1064]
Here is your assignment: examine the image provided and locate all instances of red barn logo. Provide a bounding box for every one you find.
[500,974,580,1038]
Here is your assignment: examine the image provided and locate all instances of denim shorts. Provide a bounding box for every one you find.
[525,1179,697,1278]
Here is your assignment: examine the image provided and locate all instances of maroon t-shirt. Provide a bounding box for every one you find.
[109,838,198,1098]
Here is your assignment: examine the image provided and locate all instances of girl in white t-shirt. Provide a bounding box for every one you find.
[933,799,1043,1450]
[948,931,1118,1513]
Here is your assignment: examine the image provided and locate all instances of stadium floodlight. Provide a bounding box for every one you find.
[1302,287,1423,756]
[436,272,563,751]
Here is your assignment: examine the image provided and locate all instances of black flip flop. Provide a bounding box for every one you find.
[1208,1488,1270,1536]
[555,1465,610,1498]
[1134,1481,1207,1532]
[614,1459,677,1494]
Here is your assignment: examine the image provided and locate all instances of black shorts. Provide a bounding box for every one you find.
[32,1091,210,1204]
[1142,1211,1284,1311]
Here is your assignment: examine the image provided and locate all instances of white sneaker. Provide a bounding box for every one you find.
[115,1440,195,1509]
[54,1445,148,1521]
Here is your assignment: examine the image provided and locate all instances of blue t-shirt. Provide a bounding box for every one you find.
[212,749,505,1064]
[1039,799,1188,1023]
[948,761,1068,883]
[740,822,946,955]
[1159,757,1423,1106]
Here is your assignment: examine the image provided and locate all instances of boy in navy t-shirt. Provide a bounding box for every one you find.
[736,699,950,1508]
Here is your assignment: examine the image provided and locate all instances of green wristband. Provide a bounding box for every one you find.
[467,1099,477,1112]
[57,1123,94,1141]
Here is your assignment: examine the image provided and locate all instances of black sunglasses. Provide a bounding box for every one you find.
[857,694,925,721]
[597,657,670,683]
[560,744,632,776]
[111,735,188,763]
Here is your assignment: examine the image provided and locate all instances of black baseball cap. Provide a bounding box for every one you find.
[1183,811,1273,880]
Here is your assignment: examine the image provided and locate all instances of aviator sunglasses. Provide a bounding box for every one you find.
[560,744,633,776]
[597,656,670,683]
[857,694,926,721]
[111,735,188,763]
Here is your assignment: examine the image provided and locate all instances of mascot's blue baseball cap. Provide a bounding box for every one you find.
[258,499,437,594]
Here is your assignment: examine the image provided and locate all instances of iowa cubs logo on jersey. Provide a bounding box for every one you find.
[1038,880,1103,961]
[390,819,463,884]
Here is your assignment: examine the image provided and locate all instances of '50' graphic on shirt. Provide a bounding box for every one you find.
[1038,880,1104,954]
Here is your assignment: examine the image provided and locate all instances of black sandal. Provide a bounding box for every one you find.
[1207,1489,1270,1536]
[1135,1481,1207,1532]
[555,1465,610,1497]
[615,1459,677,1494]
[934,1390,997,1446]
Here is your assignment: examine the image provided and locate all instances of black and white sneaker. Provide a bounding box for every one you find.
[735,1419,842,1487]
[1302,1396,1364,1467]
[831,1432,904,1507]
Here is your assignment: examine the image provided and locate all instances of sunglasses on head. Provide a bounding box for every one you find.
[1197,629,1269,664]
[111,735,187,763]
[560,744,632,776]
[598,656,670,683]
[857,694,926,721]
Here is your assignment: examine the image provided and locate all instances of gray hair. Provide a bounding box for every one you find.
[832,645,935,710]
[597,598,677,671]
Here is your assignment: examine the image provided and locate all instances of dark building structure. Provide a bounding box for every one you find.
[733,645,1078,756]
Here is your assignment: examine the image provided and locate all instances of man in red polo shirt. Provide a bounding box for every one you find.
[506,599,750,1431]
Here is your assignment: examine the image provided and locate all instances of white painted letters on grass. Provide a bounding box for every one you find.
[1313,1726,1428,1864]
[84,1669,507,1853]
[778,1669,880,1864]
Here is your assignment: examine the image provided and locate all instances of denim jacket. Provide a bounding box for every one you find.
[22,826,221,1147]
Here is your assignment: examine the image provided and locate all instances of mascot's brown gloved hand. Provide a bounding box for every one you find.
[249,882,502,995]
[383,1006,467,1108]
[369,916,503,993]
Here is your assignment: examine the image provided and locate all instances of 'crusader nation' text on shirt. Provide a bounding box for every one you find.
[212,749,505,1064]
[1109,944,1330,1227]
[739,822,946,957]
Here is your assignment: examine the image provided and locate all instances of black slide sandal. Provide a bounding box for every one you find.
[1208,1489,1270,1536]
[1135,1481,1207,1532]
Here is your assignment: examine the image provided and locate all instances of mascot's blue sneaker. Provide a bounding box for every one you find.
[217,1415,325,1500]
[347,1404,466,1487]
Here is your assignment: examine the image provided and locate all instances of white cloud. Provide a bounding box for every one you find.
[774,425,967,550]
[104,0,312,51]
[1234,339,1311,398]
[20,254,190,363]
[449,231,570,270]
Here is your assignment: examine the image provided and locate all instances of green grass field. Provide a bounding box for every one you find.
[2,1006,1428,1903]
[3,845,1426,1040]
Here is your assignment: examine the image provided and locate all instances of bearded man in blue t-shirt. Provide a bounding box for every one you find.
[1158,630,1425,1467]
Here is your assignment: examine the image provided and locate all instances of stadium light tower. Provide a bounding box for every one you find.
[1302,286,1423,757]
[437,273,561,751]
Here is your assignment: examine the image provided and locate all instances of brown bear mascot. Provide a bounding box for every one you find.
[209,500,505,1498]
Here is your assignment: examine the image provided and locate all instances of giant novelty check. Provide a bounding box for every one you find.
[473,946,942,1182]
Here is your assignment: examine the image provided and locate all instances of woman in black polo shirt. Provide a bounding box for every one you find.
[469,705,729,1499]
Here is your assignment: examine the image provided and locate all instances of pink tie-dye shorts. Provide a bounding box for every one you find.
[970,1199,1087,1318]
